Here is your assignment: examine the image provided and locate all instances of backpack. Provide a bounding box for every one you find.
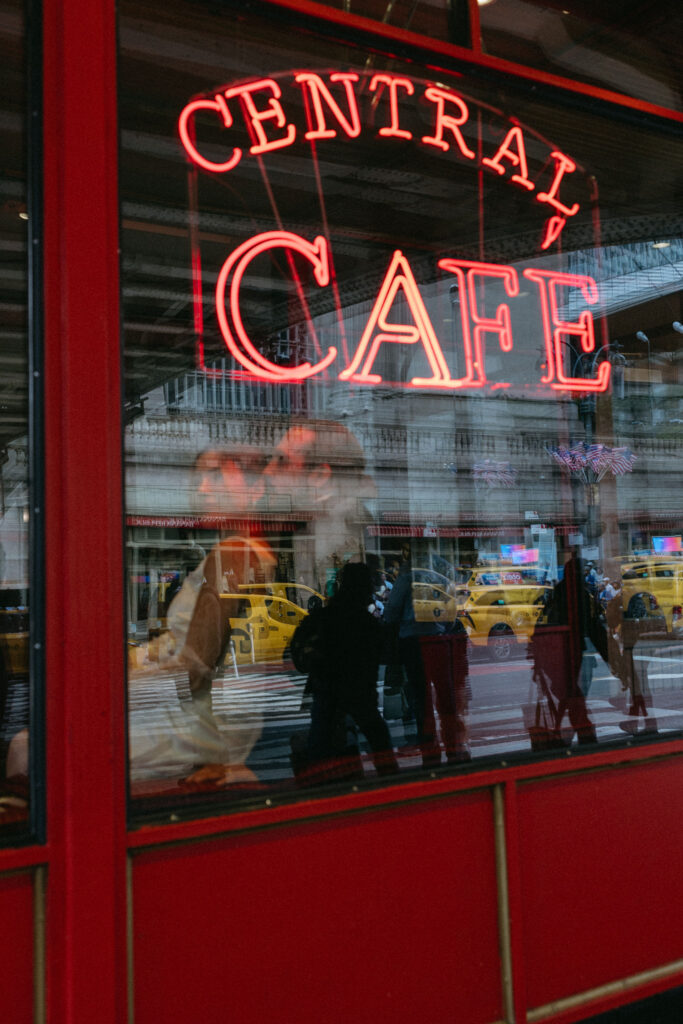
[290,607,325,675]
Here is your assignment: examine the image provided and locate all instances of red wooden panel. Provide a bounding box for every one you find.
[133,793,501,1024]
[0,873,33,1024]
[517,758,683,1010]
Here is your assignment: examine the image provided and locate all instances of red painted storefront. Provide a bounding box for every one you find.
[2,2,683,1022]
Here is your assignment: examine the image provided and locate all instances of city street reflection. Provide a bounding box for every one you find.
[125,414,683,810]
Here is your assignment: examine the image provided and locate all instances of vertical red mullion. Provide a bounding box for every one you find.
[468,0,482,55]
[42,1,128,1023]
[504,780,528,1023]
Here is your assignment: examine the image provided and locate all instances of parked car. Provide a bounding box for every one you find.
[221,592,307,665]
[411,582,459,628]
[457,585,551,660]
[463,566,549,589]
[620,558,683,628]
[411,567,454,590]
[238,581,324,611]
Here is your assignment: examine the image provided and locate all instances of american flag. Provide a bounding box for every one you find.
[473,459,518,488]
[610,447,637,475]
[586,442,612,479]
[547,446,566,468]
[546,442,636,479]
[567,441,589,478]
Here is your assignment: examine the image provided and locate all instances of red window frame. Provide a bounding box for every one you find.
[0,3,680,1024]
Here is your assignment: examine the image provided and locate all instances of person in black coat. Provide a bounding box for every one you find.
[303,562,398,778]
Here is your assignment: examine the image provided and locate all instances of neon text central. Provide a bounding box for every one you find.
[215,231,610,394]
[179,71,583,238]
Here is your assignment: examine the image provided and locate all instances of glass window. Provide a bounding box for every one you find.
[119,0,683,818]
[0,0,32,836]
[307,0,470,47]
[479,0,683,112]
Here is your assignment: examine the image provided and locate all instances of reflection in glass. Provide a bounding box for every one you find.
[301,0,470,47]
[0,0,30,833]
[119,0,683,816]
[479,0,683,112]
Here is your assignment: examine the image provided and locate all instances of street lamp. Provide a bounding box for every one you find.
[635,330,654,423]
[569,340,626,413]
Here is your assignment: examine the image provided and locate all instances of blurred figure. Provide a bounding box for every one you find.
[5,725,28,778]
[584,562,599,594]
[598,576,617,607]
[528,552,597,746]
[298,562,398,779]
[179,550,235,715]
[148,444,276,785]
[604,588,659,736]
[171,442,277,688]
[165,442,273,662]
[260,420,376,593]
[370,568,389,618]
[195,444,264,518]
[384,549,470,767]
[0,725,28,824]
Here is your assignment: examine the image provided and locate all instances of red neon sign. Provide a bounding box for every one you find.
[368,74,414,139]
[180,72,600,393]
[540,215,567,251]
[178,94,241,174]
[178,70,584,242]
[215,231,337,382]
[338,250,462,389]
[536,152,581,217]
[482,126,534,191]
[421,86,476,160]
[523,268,609,392]
[224,79,296,155]
[437,260,520,388]
[210,231,608,395]
[295,72,361,140]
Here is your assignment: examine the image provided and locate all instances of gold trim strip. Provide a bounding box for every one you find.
[527,958,683,1022]
[33,865,46,1024]
[493,784,515,1024]
[127,855,135,1024]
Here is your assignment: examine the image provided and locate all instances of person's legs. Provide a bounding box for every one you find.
[349,696,399,775]
[307,681,338,761]
[421,635,470,762]
[399,635,441,764]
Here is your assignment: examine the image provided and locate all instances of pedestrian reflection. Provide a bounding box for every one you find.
[384,548,470,767]
[128,443,278,789]
[603,585,661,736]
[260,420,376,596]
[527,553,597,748]
[291,562,398,782]
[195,444,265,518]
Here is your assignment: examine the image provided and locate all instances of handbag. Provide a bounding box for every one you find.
[523,675,565,752]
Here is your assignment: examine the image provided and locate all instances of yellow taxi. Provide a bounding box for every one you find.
[457,584,551,660]
[463,566,549,590]
[411,582,459,628]
[237,582,324,611]
[619,558,683,627]
[221,592,308,666]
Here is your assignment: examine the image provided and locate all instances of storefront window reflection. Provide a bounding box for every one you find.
[302,0,470,47]
[0,0,31,834]
[479,0,683,112]
[119,0,683,816]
